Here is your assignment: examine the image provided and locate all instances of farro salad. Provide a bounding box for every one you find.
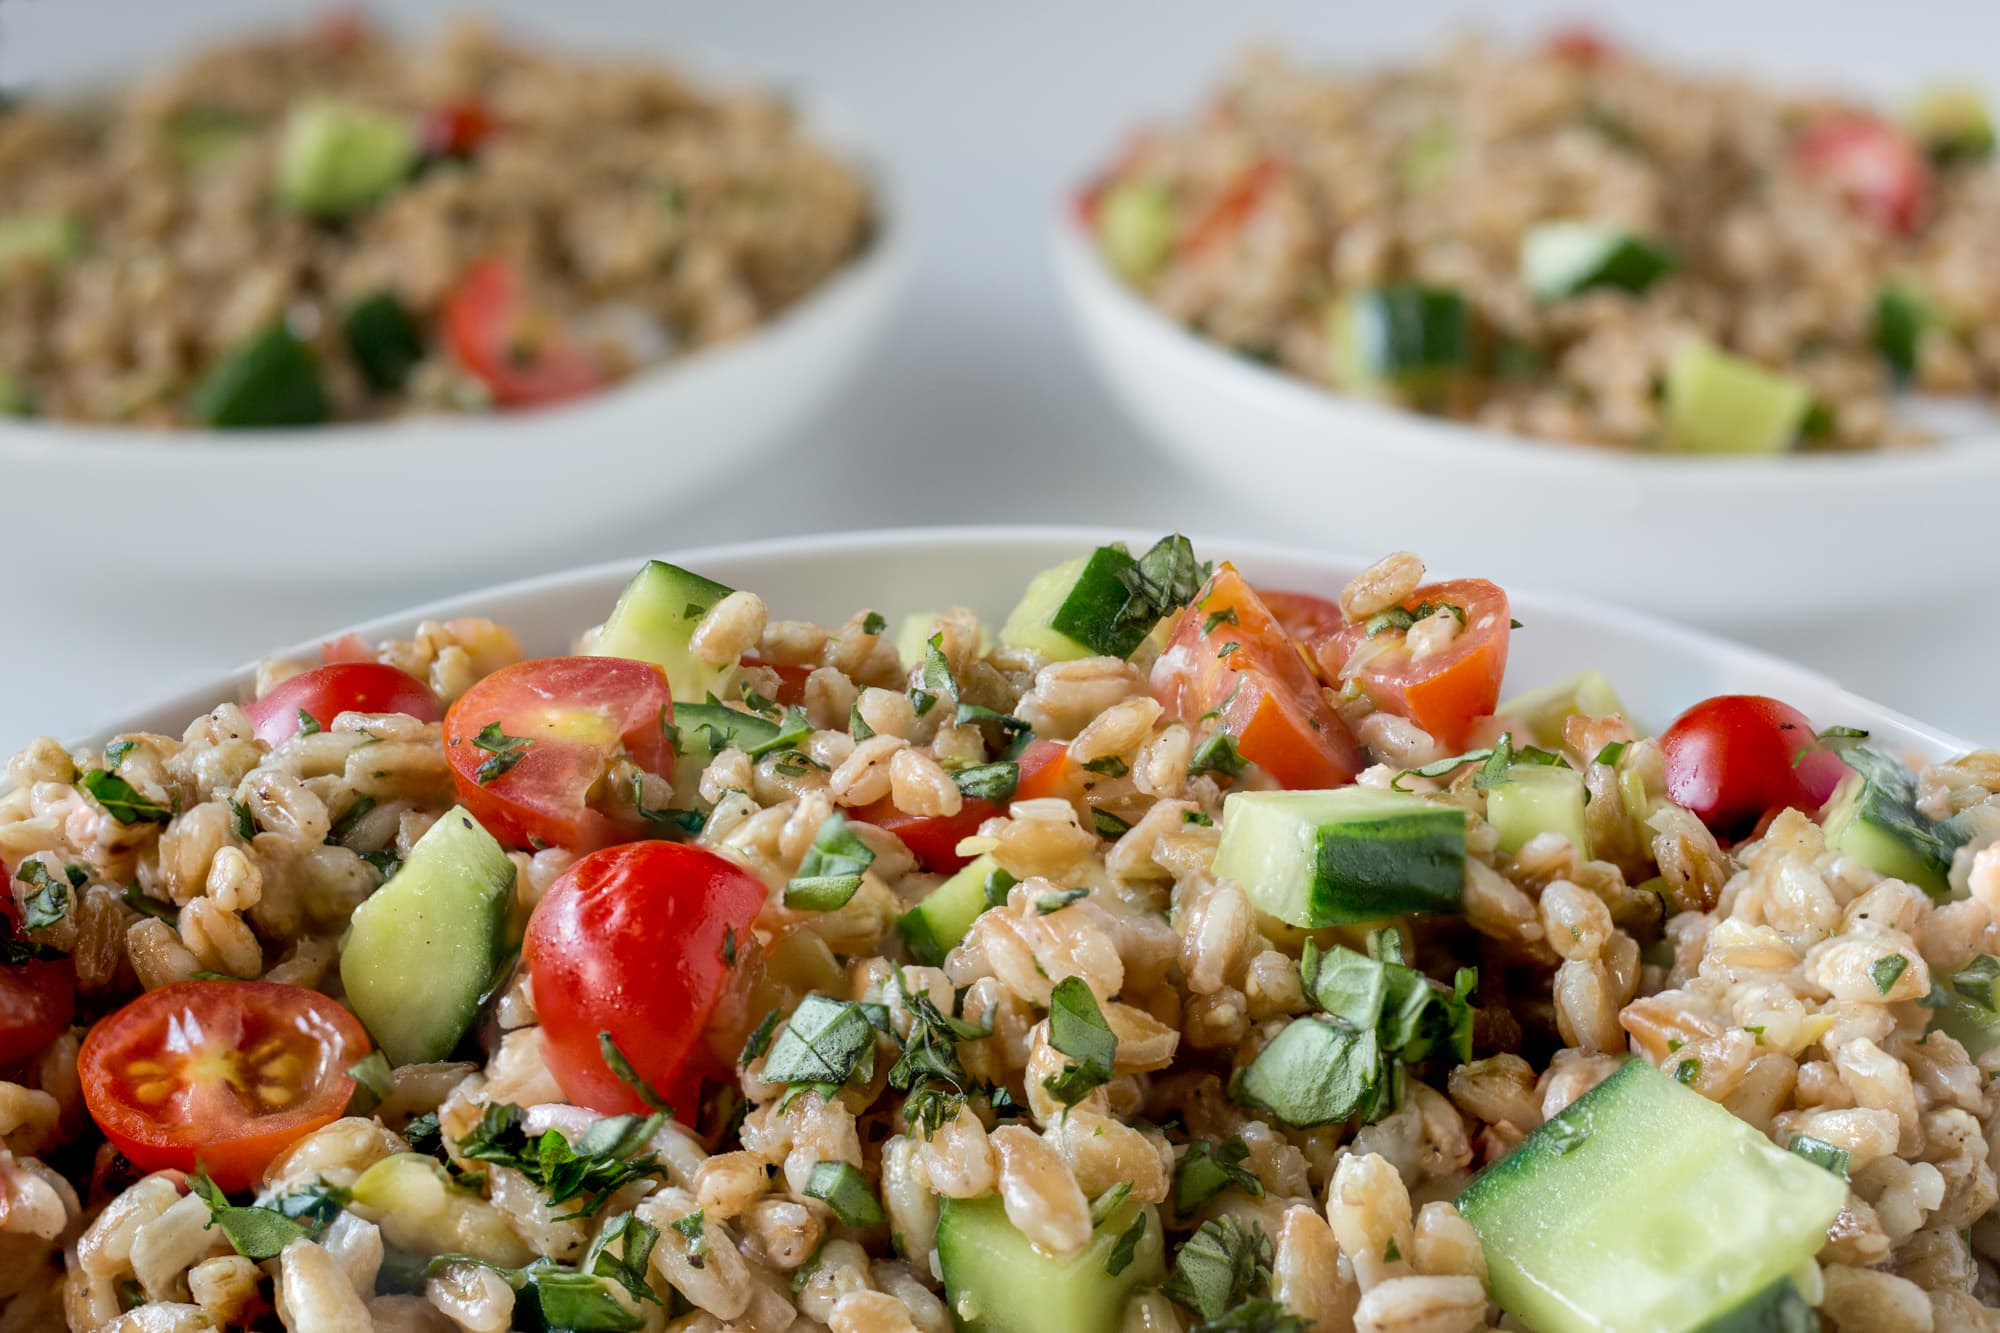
[0,12,872,428]
[1081,31,2000,453]
[3,537,1998,1333]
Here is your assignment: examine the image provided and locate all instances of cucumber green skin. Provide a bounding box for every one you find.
[1819,756,1967,900]
[1048,546,1149,659]
[895,854,1001,966]
[937,1196,1165,1333]
[339,807,514,1065]
[193,324,331,429]
[1523,222,1676,301]
[1458,1059,1846,1333]
[1872,284,1931,380]
[1330,286,1470,394]
[1696,1279,1815,1333]
[1663,341,1810,454]
[1486,766,1592,858]
[277,102,419,217]
[1213,789,1467,929]
[1497,670,1637,748]
[592,561,737,702]
[341,292,426,394]
[1097,183,1176,282]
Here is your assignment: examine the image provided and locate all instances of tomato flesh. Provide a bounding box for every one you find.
[0,958,74,1068]
[1260,589,1346,646]
[422,99,496,159]
[526,842,768,1117]
[1545,24,1615,65]
[1796,114,1930,234]
[443,257,606,408]
[742,656,813,708]
[1660,695,1851,839]
[1312,578,1512,751]
[444,656,674,853]
[1151,567,1363,789]
[245,662,441,747]
[1180,158,1281,256]
[80,981,368,1192]
[851,739,1070,873]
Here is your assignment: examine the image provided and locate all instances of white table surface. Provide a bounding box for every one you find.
[3,0,1995,750]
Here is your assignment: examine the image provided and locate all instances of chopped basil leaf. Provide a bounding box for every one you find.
[741,689,779,717]
[1592,741,1629,767]
[1092,808,1133,839]
[1674,1058,1701,1085]
[1115,535,1209,639]
[1184,810,1214,827]
[189,1167,347,1260]
[599,1032,674,1114]
[953,761,1019,805]
[745,706,813,759]
[230,799,256,840]
[103,739,136,767]
[632,774,706,839]
[1082,755,1129,778]
[456,1103,665,1220]
[861,611,887,637]
[982,865,1020,909]
[1217,642,1240,658]
[1232,1016,1380,1127]
[1172,1137,1264,1218]
[1041,976,1116,1108]
[15,861,79,931]
[295,709,322,738]
[849,704,875,741]
[759,996,880,1091]
[1788,1133,1851,1180]
[78,769,171,824]
[405,1112,444,1157]
[886,973,983,1100]
[803,1160,885,1227]
[671,1208,708,1262]
[1037,886,1090,914]
[739,1010,781,1066]
[1164,1215,1272,1322]
[1203,608,1239,634]
[1819,725,1870,741]
[921,633,957,703]
[910,688,938,718]
[1190,732,1248,778]
[470,722,533,784]
[1952,956,2000,1011]
[784,812,877,911]
[1870,954,1909,995]
[345,1051,394,1105]
[328,794,377,844]
[1366,600,1466,639]
[583,1211,661,1308]
[1192,1298,1310,1333]
[1106,1208,1150,1278]
[1089,1182,1133,1227]
[122,882,178,923]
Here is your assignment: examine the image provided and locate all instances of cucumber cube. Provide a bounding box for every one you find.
[1213,787,1466,928]
[1522,221,1676,301]
[1663,340,1811,454]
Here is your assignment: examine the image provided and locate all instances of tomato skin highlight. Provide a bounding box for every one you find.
[1796,114,1930,234]
[245,662,441,746]
[1312,579,1512,751]
[0,958,74,1067]
[1660,695,1851,839]
[80,981,368,1192]
[1152,567,1364,790]
[526,842,768,1117]
[422,99,496,158]
[1179,158,1282,257]
[444,656,675,853]
[443,258,606,409]
[850,739,1070,873]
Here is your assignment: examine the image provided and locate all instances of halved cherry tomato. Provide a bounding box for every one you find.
[421,99,496,159]
[319,633,373,665]
[1180,158,1282,256]
[1312,579,1512,751]
[741,656,813,708]
[0,957,74,1068]
[1660,695,1851,839]
[1545,24,1615,66]
[526,841,768,1117]
[443,656,674,852]
[851,739,1070,873]
[1796,114,1930,234]
[245,662,441,747]
[442,258,606,409]
[80,981,368,1191]
[1151,567,1364,789]
[1260,589,1346,646]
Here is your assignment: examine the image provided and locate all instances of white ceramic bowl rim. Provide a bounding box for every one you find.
[1051,205,2000,481]
[66,525,1977,760]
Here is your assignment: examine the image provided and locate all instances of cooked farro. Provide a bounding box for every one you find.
[4,535,1999,1331]
[1083,33,2000,453]
[0,14,871,428]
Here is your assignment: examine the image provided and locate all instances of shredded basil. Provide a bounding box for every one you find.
[598,1032,674,1114]
[470,722,534,784]
[456,1103,665,1220]
[189,1167,348,1260]
[1041,976,1116,1107]
[803,1160,885,1227]
[1092,807,1133,839]
[739,1010,781,1066]
[1082,755,1130,778]
[1190,732,1248,778]
[1036,886,1091,914]
[849,703,875,741]
[15,861,81,932]
[784,813,877,911]
[1105,1208,1150,1278]
[745,706,813,759]
[345,1051,394,1107]
[1870,954,1910,995]
[1164,1216,1273,1322]
[1593,740,1629,767]
[759,996,880,1093]
[953,761,1020,805]
[1172,1137,1264,1219]
[78,769,171,824]
[1788,1133,1851,1180]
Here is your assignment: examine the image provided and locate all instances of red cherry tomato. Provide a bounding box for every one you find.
[741,656,813,708]
[442,258,606,409]
[1260,589,1346,646]
[1660,695,1851,838]
[319,633,374,665]
[526,842,768,1117]
[421,99,496,159]
[444,656,675,853]
[245,662,441,747]
[1796,114,1930,234]
[0,958,74,1068]
[1180,158,1282,257]
[1151,566,1364,790]
[80,981,368,1192]
[851,739,1071,873]
[1545,24,1615,66]
[1311,579,1513,751]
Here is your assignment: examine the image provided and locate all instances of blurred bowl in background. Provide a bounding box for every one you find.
[1051,211,1999,624]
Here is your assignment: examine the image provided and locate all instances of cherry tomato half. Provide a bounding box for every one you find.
[1180,158,1282,257]
[0,958,75,1068]
[444,656,675,853]
[741,655,813,708]
[851,739,1071,873]
[80,981,368,1192]
[1660,695,1851,839]
[245,662,441,747]
[421,98,497,159]
[526,841,768,1117]
[1152,566,1364,790]
[443,258,606,409]
[1796,114,1930,234]
[1312,579,1513,751]
[1260,589,1346,646]
[1544,24,1615,66]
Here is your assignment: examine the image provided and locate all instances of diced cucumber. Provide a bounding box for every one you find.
[1487,765,1591,857]
[1398,124,1457,190]
[1662,340,1810,455]
[164,108,256,171]
[1497,670,1635,748]
[341,291,426,394]
[1000,546,1143,661]
[937,1194,1165,1333]
[0,369,29,417]
[895,611,988,673]
[1871,281,1934,381]
[1818,747,1968,900]
[1698,1278,1816,1333]
[896,854,1011,966]
[1329,286,1471,397]
[1521,221,1676,301]
[1930,956,2000,1057]
[348,1153,533,1265]
[1458,1059,1846,1333]
[277,101,419,217]
[339,806,514,1065]
[1213,788,1467,928]
[591,560,738,703]
[192,323,332,428]
[0,213,85,273]
[1096,182,1175,283]
[1911,85,1994,165]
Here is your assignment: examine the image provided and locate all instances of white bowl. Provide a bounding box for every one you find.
[74,526,1975,762]
[1050,214,2000,625]
[0,117,905,592]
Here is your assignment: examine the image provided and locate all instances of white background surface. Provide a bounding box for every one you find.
[2,0,1995,749]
